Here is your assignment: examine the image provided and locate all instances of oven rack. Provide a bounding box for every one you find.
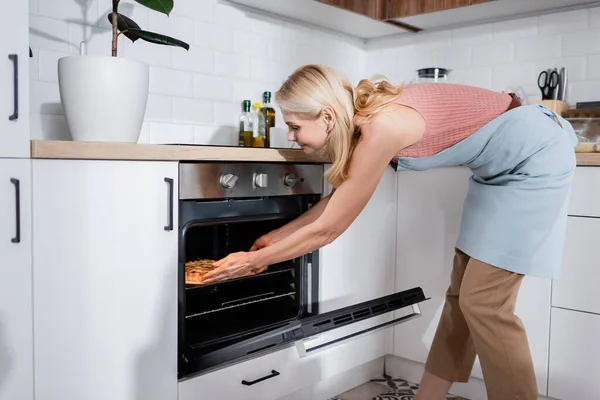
[186,291,296,319]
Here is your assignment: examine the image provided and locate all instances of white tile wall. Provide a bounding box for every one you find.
[366,7,600,106]
[29,0,364,144]
[32,1,600,144]
[172,97,214,125]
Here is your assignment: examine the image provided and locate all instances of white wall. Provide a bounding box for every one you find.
[366,7,600,107]
[31,2,598,145]
[29,0,365,144]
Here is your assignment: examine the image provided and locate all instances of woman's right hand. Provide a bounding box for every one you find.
[250,233,276,251]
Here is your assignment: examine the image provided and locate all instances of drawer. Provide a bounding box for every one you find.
[569,166,600,217]
[548,307,600,400]
[553,217,600,314]
[178,346,320,400]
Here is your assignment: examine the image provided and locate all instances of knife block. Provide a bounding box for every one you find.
[533,100,569,116]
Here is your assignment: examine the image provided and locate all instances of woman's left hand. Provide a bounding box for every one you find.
[201,252,267,285]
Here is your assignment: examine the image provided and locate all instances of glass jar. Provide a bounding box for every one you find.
[414,68,451,83]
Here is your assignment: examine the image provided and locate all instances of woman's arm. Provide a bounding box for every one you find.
[254,189,335,246]
[252,145,394,266]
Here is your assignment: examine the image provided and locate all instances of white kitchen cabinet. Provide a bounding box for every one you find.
[0,159,32,400]
[221,0,405,40]
[553,216,600,315]
[393,167,551,395]
[320,166,397,312]
[393,167,470,362]
[548,307,600,400]
[568,166,600,218]
[179,345,321,400]
[0,0,29,158]
[313,166,398,378]
[222,0,592,40]
[32,160,178,400]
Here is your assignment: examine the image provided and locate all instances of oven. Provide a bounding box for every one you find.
[177,162,427,380]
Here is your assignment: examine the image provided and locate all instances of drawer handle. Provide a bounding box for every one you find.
[241,369,280,386]
[164,177,173,231]
[10,178,20,243]
[8,54,18,121]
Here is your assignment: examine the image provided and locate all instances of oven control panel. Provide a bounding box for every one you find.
[180,163,324,200]
[254,173,268,188]
[284,173,299,187]
[219,173,238,189]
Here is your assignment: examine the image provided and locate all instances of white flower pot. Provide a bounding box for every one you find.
[58,55,149,143]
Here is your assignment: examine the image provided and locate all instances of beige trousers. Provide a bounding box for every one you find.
[425,248,538,400]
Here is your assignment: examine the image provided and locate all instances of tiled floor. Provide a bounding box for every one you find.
[330,376,468,400]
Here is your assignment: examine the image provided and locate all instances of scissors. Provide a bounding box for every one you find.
[538,69,559,100]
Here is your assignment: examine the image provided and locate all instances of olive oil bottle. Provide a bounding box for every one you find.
[251,102,266,147]
[238,100,253,147]
[260,91,276,148]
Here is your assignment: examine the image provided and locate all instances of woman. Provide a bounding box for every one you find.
[202,64,577,400]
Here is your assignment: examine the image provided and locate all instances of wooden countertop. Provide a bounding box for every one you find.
[30,140,329,163]
[30,140,600,166]
[574,152,600,166]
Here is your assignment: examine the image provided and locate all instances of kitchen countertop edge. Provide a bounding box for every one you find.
[573,152,600,166]
[30,140,329,163]
[30,140,600,166]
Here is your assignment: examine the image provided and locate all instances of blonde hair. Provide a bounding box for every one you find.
[275,64,403,187]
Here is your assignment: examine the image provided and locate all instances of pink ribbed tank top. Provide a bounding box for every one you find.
[393,83,513,158]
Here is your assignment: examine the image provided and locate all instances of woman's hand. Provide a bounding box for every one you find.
[250,234,275,251]
[201,252,267,285]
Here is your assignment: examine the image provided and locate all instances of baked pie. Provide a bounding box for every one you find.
[185,259,268,284]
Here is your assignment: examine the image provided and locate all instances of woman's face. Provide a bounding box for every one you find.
[283,110,331,154]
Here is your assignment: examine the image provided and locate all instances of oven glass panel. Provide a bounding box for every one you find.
[183,217,301,348]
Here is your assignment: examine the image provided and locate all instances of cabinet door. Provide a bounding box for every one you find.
[548,307,600,400]
[320,166,397,310]
[394,167,470,362]
[0,0,29,158]
[568,167,600,218]
[393,168,550,395]
[0,159,32,400]
[315,166,399,377]
[32,160,178,400]
[553,216,600,314]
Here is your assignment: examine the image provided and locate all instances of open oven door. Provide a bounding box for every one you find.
[294,287,427,357]
[189,287,428,371]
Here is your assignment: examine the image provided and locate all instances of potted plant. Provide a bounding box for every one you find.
[58,0,189,143]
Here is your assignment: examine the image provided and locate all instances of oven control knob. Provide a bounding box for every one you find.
[219,173,238,189]
[284,173,299,187]
[254,173,268,188]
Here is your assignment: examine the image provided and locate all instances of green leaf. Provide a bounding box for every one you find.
[107,13,142,42]
[134,0,173,16]
[127,28,190,51]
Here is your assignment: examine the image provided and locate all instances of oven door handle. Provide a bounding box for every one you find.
[294,287,428,358]
[296,303,422,358]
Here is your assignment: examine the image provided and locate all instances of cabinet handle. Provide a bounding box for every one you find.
[8,54,18,121]
[164,177,173,231]
[241,370,280,386]
[10,178,20,243]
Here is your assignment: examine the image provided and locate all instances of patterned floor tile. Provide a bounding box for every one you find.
[329,375,469,400]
